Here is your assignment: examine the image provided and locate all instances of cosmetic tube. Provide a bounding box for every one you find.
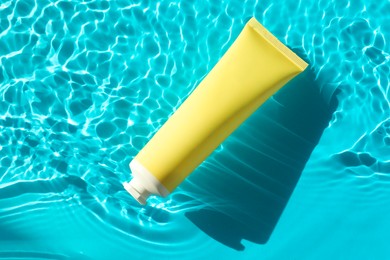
[124,17,308,205]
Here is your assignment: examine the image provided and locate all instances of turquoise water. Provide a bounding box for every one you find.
[0,0,389,259]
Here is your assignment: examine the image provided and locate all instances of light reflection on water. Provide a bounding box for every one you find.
[0,0,389,258]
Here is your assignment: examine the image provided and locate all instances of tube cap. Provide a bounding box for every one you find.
[123,178,150,205]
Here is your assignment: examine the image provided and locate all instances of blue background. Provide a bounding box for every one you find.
[0,0,389,259]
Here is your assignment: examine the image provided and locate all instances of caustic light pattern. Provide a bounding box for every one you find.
[0,0,389,259]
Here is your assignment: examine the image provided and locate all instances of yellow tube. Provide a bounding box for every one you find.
[124,17,308,205]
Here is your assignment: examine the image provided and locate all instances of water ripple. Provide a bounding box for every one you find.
[0,0,389,258]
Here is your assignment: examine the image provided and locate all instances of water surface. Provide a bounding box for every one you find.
[0,0,389,259]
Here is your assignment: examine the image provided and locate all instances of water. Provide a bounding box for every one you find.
[0,0,389,259]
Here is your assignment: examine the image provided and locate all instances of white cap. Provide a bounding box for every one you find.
[124,159,170,205]
[123,177,151,205]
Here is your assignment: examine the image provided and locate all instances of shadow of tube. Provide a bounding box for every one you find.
[180,67,338,250]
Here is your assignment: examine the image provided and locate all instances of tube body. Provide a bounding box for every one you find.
[124,17,308,205]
